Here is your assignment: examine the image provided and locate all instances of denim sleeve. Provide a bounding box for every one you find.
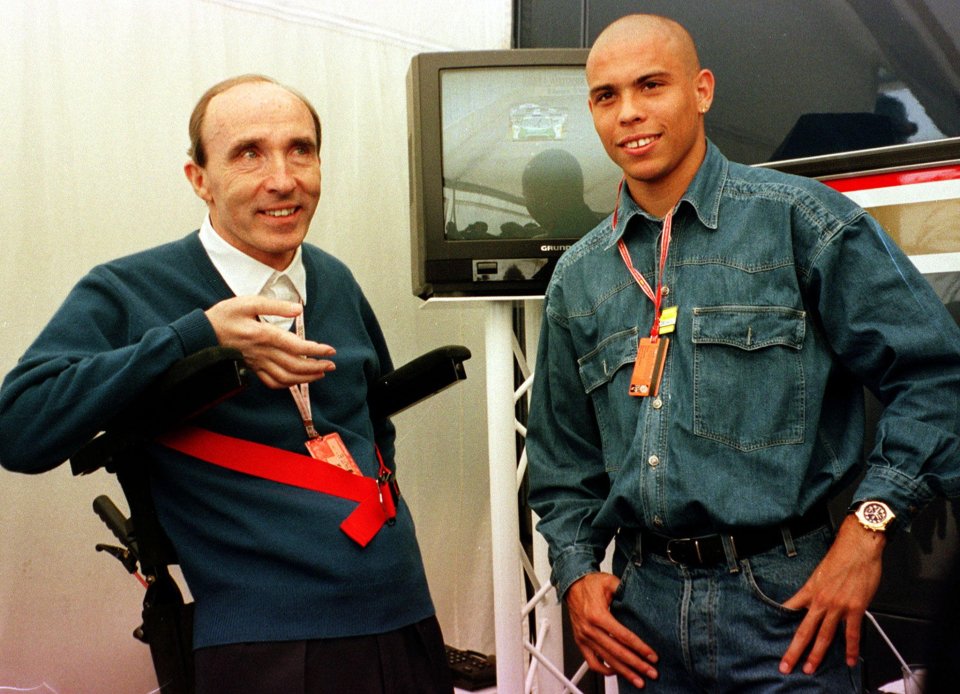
[808,213,960,525]
[527,288,616,597]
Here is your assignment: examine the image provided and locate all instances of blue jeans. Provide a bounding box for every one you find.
[611,526,862,693]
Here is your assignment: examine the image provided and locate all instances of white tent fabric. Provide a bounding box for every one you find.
[0,0,510,690]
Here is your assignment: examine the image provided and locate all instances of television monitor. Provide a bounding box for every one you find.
[407,49,623,299]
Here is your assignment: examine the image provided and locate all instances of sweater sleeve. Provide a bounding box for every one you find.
[0,265,218,473]
[358,291,397,467]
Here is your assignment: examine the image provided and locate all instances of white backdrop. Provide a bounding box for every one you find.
[0,0,510,690]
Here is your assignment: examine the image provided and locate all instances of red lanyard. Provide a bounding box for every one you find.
[613,177,674,340]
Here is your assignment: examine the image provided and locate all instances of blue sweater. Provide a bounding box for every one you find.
[0,232,436,648]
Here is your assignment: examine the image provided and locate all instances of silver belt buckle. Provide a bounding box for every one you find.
[665,537,702,564]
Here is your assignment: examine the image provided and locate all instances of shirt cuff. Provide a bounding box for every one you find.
[852,465,937,532]
[551,545,604,598]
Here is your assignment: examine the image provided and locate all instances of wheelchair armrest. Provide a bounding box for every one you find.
[368,345,471,419]
[72,341,471,472]
[71,347,251,476]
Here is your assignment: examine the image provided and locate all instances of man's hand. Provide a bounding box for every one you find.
[565,572,659,689]
[779,514,886,675]
[205,296,336,389]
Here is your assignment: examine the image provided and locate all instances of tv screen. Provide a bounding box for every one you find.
[407,49,622,299]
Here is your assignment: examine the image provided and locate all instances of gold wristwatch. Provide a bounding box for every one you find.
[853,500,896,532]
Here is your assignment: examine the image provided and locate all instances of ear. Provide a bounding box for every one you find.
[695,69,716,113]
[184,160,212,203]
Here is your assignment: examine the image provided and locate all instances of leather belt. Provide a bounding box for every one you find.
[626,504,832,567]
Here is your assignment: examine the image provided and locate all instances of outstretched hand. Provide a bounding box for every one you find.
[205,296,336,389]
[566,572,659,689]
[779,514,886,675]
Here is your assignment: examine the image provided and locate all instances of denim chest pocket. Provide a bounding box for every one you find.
[577,327,640,468]
[692,306,805,451]
[578,327,640,394]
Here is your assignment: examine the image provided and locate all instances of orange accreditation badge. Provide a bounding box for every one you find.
[305,433,363,476]
[629,336,670,398]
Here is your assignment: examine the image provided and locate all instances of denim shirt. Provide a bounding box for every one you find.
[526,141,960,597]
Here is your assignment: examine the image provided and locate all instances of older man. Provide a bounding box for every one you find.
[527,14,960,693]
[0,75,452,694]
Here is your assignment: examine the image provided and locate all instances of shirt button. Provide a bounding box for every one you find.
[653,515,664,528]
[661,285,670,296]
[647,455,660,467]
[652,397,663,409]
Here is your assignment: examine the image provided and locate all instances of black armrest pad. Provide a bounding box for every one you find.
[71,347,250,476]
[369,345,471,419]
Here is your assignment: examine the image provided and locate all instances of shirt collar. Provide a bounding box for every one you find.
[198,215,308,303]
[603,140,727,249]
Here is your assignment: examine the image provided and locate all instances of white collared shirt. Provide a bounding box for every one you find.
[198,215,307,330]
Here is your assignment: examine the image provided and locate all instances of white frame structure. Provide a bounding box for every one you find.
[483,300,601,694]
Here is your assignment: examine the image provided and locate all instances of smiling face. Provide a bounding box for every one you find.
[184,80,321,270]
[586,15,714,216]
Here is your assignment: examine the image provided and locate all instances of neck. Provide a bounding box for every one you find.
[626,183,681,219]
[627,137,708,219]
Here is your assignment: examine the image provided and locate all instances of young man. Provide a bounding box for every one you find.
[527,14,960,692]
[0,75,452,694]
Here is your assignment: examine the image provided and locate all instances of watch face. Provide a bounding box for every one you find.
[857,501,895,531]
[862,502,889,525]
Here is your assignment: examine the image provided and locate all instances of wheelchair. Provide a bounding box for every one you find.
[70,344,470,693]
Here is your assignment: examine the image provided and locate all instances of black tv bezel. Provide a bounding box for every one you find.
[407,48,594,300]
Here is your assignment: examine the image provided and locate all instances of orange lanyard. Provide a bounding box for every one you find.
[283,308,393,489]
[286,311,321,439]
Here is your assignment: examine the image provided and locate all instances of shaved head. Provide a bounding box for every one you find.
[588,14,702,82]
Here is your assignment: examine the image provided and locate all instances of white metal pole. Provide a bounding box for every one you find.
[524,300,567,694]
[485,301,525,692]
